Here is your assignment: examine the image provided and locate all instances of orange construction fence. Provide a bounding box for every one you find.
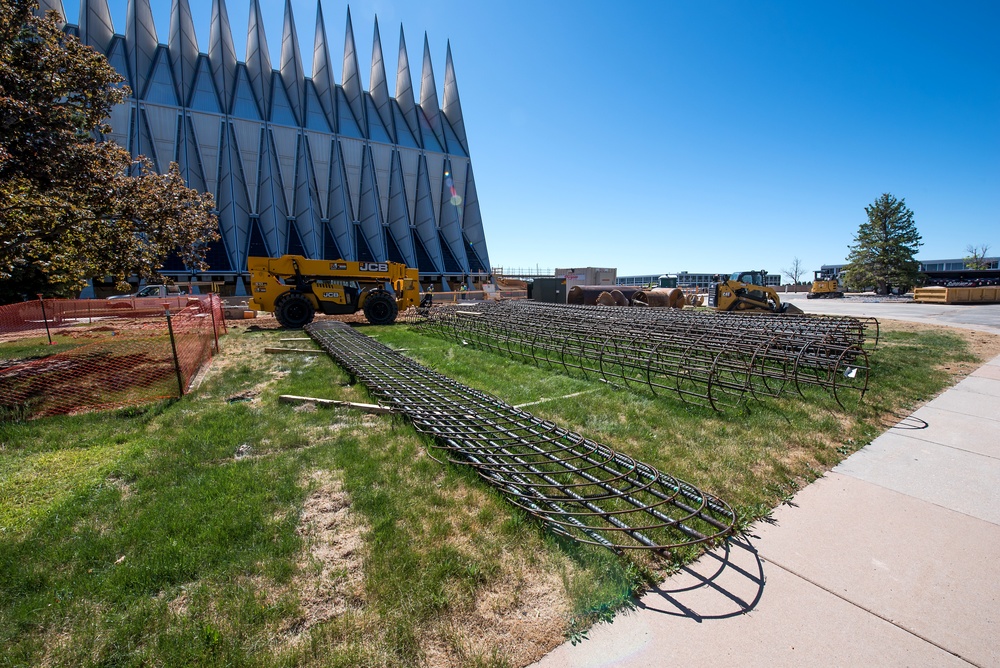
[0,295,226,419]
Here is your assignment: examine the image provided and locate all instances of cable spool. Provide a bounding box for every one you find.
[632,288,684,308]
[595,291,617,306]
[568,285,643,305]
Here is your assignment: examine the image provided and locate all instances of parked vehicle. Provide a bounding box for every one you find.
[107,284,186,306]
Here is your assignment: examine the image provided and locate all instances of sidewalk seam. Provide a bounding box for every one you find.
[911,403,1000,424]
[881,429,1000,463]
[916,404,1000,425]
[830,469,1000,530]
[758,554,982,668]
[946,385,1000,399]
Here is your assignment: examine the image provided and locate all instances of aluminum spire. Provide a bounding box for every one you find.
[79,0,115,54]
[208,0,237,112]
[168,0,199,106]
[279,0,305,124]
[341,7,366,135]
[245,0,272,120]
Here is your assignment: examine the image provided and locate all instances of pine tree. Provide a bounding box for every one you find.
[843,194,922,295]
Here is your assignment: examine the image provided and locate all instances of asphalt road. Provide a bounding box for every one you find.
[782,293,1000,334]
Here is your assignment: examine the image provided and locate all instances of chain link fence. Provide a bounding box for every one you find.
[0,296,226,419]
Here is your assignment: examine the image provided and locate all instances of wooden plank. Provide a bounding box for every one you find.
[514,388,600,409]
[278,394,395,414]
[264,347,318,354]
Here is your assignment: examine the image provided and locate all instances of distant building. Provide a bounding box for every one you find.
[556,267,617,293]
[919,257,999,272]
[816,264,846,280]
[36,0,490,294]
[818,258,1000,285]
[618,271,781,290]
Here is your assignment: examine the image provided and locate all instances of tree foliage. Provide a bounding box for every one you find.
[0,0,218,301]
[964,243,992,271]
[843,193,922,294]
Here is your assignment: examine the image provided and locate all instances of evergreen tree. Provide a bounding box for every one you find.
[0,0,218,302]
[843,193,922,294]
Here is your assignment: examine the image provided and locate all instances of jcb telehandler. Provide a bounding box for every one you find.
[248,255,421,328]
[708,270,802,313]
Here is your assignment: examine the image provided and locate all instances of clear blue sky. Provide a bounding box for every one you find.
[63,0,1000,277]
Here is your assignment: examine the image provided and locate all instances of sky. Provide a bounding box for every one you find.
[61,0,1000,278]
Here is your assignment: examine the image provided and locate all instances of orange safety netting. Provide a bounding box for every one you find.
[0,296,226,419]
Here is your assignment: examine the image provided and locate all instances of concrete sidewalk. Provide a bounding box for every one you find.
[532,353,1000,668]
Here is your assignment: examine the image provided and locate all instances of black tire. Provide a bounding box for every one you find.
[362,291,398,325]
[274,292,315,328]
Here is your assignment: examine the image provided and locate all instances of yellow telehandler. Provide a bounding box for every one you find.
[247,255,421,327]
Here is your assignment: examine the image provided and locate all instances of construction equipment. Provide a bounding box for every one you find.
[247,255,420,328]
[808,271,844,299]
[708,270,802,313]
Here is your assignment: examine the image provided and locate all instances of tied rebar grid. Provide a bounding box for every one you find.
[422,301,873,411]
[305,321,736,553]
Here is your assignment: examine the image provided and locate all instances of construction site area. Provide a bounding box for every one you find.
[3,279,1000,667]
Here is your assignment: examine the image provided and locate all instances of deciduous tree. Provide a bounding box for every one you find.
[843,194,922,295]
[964,243,992,270]
[782,257,805,284]
[0,0,218,302]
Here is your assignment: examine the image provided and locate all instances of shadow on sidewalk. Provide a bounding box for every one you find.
[637,537,765,621]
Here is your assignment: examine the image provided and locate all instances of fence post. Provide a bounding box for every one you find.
[36,294,53,345]
[164,305,185,397]
[208,294,220,353]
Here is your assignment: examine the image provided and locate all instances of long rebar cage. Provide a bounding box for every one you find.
[305,321,736,553]
[420,301,875,410]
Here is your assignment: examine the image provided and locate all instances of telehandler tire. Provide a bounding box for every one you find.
[274,293,316,328]
[363,291,398,325]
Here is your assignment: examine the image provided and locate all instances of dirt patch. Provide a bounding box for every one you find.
[422,557,571,668]
[878,319,1000,375]
[195,325,293,402]
[37,600,109,668]
[104,474,134,505]
[166,591,189,617]
[409,482,574,667]
[285,470,366,640]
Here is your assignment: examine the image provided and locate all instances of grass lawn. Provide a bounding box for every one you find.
[0,316,993,667]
